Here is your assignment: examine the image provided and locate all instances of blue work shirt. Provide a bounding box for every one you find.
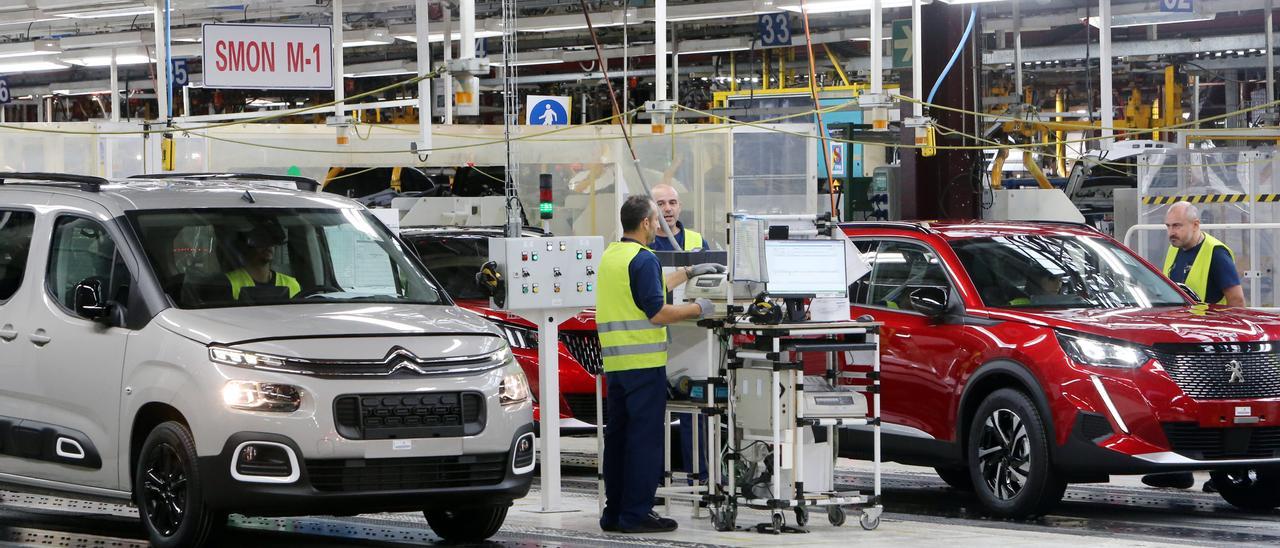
[622,238,666,319]
[1167,238,1241,304]
[649,221,706,252]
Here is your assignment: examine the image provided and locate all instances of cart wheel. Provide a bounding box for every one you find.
[794,506,809,527]
[859,511,880,531]
[771,510,785,531]
[827,505,847,527]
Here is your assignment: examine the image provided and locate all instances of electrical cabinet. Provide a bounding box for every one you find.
[487,236,603,310]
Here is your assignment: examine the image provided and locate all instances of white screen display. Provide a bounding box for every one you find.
[764,239,847,297]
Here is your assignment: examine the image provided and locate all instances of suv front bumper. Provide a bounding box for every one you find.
[198,423,535,516]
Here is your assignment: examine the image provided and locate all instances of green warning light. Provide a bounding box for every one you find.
[539,202,553,219]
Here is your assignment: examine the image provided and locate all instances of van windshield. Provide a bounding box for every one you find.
[949,234,1188,309]
[129,208,446,309]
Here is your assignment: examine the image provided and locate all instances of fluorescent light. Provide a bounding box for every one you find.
[343,29,395,48]
[62,47,153,67]
[939,0,1004,4]
[515,9,636,32]
[59,31,148,50]
[1086,7,1213,28]
[50,3,154,20]
[345,60,418,78]
[779,0,915,13]
[665,1,773,21]
[392,26,503,43]
[0,40,61,59]
[0,59,70,73]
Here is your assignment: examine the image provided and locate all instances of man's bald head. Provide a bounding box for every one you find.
[651,184,682,237]
[1164,200,1203,250]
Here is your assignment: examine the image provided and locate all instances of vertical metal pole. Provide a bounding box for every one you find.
[911,0,922,117]
[443,3,454,125]
[1192,75,1201,131]
[1099,0,1114,143]
[537,311,564,512]
[182,85,190,118]
[656,0,668,103]
[333,0,345,118]
[672,23,679,105]
[110,51,120,122]
[870,0,883,95]
[1013,0,1022,97]
[416,0,432,153]
[152,4,169,122]
[461,0,476,59]
[1267,0,1275,114]
[623,7,629,117]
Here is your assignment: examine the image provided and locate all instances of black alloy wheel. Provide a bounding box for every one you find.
[135,422,222,548]
[1211,467,1280,512]
[967,388,1066,518]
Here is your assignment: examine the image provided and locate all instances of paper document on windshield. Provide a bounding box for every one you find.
[731,215,767,283]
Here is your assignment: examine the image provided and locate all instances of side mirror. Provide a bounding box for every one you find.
[909,286,949,318]
[73,278,110,321]
[1176,283,1201,303]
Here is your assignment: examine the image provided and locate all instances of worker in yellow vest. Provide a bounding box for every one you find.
[1161,201,1243,307]
[649,184,705,251]
[597,195,717,534]
[225,219,300,301]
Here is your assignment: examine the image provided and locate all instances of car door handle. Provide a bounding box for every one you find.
[0,324,16,341]
[29,329,51,346]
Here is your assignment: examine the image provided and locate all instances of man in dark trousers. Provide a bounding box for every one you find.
[596,195,716,533]
[1145,200,1243,491]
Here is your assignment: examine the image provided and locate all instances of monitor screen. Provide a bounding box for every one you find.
[764,239,847,298]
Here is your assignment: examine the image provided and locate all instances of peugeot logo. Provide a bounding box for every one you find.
[1225,360,1246,384]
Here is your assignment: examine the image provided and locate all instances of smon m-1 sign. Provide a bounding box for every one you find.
[203,23,334,90]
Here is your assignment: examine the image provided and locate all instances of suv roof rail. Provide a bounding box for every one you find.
[1016,219,1103,233]
[838,221,935,234]
[129,172,320,192]
[0,172,107,192]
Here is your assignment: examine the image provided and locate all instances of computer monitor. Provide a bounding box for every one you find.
[764,239,848,298]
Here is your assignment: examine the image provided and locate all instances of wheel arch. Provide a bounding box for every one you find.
[129,402,190,491]
[956,360,1056,460]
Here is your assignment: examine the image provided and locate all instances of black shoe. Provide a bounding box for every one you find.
[620,516,678,534]
[648,512,677,529]
[1202,479,1218,493]
[1142,472,1195,489]
[600,519,619,532]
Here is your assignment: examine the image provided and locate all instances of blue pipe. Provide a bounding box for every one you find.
[926,8,976,106]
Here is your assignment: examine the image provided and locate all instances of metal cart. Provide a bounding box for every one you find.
[710,319,882,533]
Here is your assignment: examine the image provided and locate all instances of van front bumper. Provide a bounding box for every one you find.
[198,423,535,516]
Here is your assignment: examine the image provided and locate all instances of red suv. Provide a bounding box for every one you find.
[837,221,1280,518]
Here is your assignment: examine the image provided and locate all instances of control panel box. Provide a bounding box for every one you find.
[488,236,604,310]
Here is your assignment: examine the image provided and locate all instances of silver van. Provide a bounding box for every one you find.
[0,173,535,546]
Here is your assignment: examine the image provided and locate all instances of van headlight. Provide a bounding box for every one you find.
[499,368,531,406]
[1057,332,1148,369]
[493,321,538,349]
[210,346,288,370]
[222,381,302,412]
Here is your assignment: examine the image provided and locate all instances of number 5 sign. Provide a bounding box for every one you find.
[0,77,10,105]
[757,13,792,48]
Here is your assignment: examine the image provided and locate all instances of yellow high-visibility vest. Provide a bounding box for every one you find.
[226,268,301,300]
[596,241,668,373]
[682,229,704,251]
[1163,233,1234,305]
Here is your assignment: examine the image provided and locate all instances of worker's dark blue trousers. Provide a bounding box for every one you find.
[601,366,667,529]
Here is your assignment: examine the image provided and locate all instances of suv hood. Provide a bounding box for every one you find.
[455,298,597,331]
[157,303,500,346]
[987,306,1280,345]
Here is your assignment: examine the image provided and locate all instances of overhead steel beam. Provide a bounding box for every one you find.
[984,33,1271,65]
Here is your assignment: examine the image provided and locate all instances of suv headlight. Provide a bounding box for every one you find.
[1057,332,1148,369]
[493,321,538,349]
[210,346,288,369]
[499,368,531,406]
[222,381,302,412]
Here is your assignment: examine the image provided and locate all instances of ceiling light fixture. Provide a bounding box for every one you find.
[0,59,71,73]
[0,40,61,59]
[778,0,917,14]
[62,47,153,67]
[47,2,154,20]
[342,29,396,48]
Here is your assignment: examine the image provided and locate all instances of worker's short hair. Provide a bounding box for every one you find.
[620,195,655,232]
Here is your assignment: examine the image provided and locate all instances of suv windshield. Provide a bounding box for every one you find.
[406,234,491,300]
[130,208,445,309]
[950,234,1187,309]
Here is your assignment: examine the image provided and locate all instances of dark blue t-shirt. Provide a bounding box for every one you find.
[649,222,706,252]
[623,238,666,319]
[1167,238,1240,303]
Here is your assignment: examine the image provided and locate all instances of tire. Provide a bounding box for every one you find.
[934,466,974,491]
[135,421,223,548]
[424,504,509,542]
[1211,468,1280,512]
[966,388,1066,519]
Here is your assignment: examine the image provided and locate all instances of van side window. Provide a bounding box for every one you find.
[848,240,878,305]
[0,210,36,302]
[47,217,130,314]
[866,241,950,312]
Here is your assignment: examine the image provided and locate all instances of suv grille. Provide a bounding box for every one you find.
[306,454,507,492]
[333,392,484,440]
[560,331,603,375]
[1162,423,1280,460]
[1150,343,1280,399]
[564,394,607,425]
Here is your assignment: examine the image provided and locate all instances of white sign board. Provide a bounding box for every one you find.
[525,95,570,126]
[203,23,333,90]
